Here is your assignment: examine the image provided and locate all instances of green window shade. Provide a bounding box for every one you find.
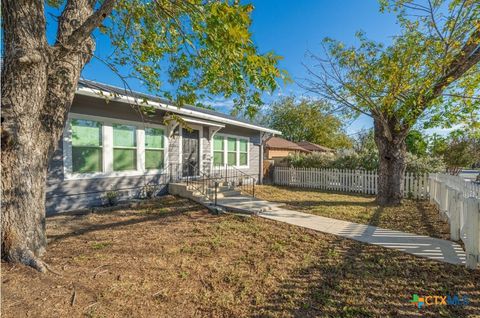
[227,152,237,166]
[71,119,102,147]
[71,119,102,173]
[239,139,248,166]
[72,147,102,173]
[113,124,136,147]
[227,137,237,151]
[239,153,247,166]
[113,149,137,171]
[113,124,137,171]
[227,137,237,166]
[213,136,224,151]
[239,139,248,152]
[145,149,164,169]
[213,151,224,165]
[145,128,164,149]
[145,128,164,170]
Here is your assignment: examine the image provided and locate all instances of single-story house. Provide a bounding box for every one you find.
[264,136,310,160]
[296,141,334,154]
[46,79,281,214]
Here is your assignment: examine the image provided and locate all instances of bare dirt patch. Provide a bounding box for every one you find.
[256,185,451,240]
[2,195,479,317]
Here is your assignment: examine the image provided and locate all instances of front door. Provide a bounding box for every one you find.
[182,129,200,177]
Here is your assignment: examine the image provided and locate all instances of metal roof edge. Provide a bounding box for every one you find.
[75,85,281,135]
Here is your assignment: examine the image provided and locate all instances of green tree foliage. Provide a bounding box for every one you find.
[50,0,288,117]
[266,97,352,149]
[429,133,449,157]
[1,0,288,270]
[305,1,479,130]
[406,130,428,156]
[430,129,480,174]
[302,0,479,204]
[286,128,445,173]
[285,151,444,173]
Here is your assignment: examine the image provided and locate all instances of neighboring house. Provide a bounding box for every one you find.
[46,79,280,214]
[264,136,310,160]
[296,141,334,154]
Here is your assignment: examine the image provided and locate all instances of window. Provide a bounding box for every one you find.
[213,135,224,166]
[113,124,137,171]
[227,137,237,166]
[65,115,168,179]
[213,135,249,168]
[239,139,248,166]
[71,119,103,173]
[145,127,164,170]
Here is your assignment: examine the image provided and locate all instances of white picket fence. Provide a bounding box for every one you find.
[273,167,429,199]
[273,167,480,269]
[429,173,480,269]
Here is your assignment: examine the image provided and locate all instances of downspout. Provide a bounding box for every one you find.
[259,131,264,185]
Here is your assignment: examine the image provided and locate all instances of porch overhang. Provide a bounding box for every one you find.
[178,116,225,129]
[165,115,225,139]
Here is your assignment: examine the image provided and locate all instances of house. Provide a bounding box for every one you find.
[296,141,334,154]
[264,136,310,160]
[46,79,281,214]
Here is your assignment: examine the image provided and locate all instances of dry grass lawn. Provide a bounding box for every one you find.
[255,185,451,240]
[1,196,479,317]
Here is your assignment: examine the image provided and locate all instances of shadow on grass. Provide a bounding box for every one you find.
[416,201,449,239]
[48,202,211,243]
[254,207,479,317]
[283,200,378,210]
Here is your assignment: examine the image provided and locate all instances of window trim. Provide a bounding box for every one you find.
[63,113,168,180]
[211,133,250,170]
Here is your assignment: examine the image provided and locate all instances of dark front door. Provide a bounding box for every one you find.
[182,129,200,177]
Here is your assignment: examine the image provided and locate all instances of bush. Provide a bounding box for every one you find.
[105,187,119,206]
[285,151,444,173]
[405,153,445,174]
[285,152,333,168]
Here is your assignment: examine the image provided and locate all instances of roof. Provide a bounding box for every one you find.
[76,79,281,135]
[265,136,310,151]
[297,141,333,152]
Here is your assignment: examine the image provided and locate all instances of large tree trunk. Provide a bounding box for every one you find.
[1,0,97,271]
[373,118,407,205]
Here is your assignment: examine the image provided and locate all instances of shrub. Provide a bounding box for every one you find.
[285,151,445,173]
[105,187,119,206]
[142,183,158,199]
[405,153,445,174]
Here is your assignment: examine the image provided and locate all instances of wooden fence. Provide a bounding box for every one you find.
[429,173,480,269]
[273,167,480,269]
[273,167,429,199]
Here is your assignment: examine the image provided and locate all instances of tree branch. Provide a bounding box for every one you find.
[59,0,116,49]
[429,25,480,101]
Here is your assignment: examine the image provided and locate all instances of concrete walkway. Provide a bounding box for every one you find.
[259,207,466,265]
[211,195,466,265]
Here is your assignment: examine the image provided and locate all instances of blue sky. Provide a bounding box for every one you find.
[48,0,406,135]
[248,0,400,134]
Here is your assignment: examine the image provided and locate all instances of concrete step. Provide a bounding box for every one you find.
[187,185,234,193]
[214,196,286,214]
[191,190,241,199]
